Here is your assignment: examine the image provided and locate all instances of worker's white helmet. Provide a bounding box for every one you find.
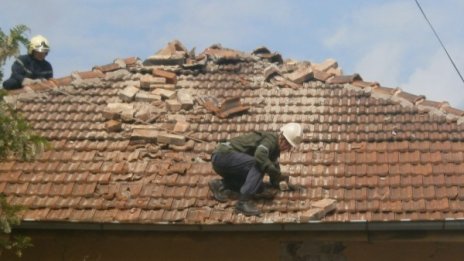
[28,35,50,55]
[280,123,303,147]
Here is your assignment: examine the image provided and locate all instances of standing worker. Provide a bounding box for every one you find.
[209,123,303,216]
[2,35,53,90]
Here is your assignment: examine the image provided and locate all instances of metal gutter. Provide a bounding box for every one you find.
[15,220,464,232]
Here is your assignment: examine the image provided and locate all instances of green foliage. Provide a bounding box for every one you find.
[0,195,23,234]
[0,234,33,258]
[0,195,33,257]
[0,90,48,160]
[0,193,33,258]
[0,89,45,257]
[0,25,30,82]
[0,25,45,257]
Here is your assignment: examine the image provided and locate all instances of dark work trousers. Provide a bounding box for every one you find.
[211,151,264,196]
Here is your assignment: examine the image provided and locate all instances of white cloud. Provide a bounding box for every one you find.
[164,0,295,52]
[403,46,464,108]
[325,1,424,48]
[323,0,464,108]
[354,43,405,85]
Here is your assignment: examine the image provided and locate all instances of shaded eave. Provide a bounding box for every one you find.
[15,219,464,232]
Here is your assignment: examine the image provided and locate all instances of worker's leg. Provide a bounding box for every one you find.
[210,151,248,202]
[212,151,262,216]
[239,165,264,195]
[213,153,272,198]
[212,151,261,192]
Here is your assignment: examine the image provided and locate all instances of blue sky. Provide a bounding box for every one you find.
[1,0,463,109]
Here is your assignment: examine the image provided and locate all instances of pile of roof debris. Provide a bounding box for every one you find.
[7,39,464,152]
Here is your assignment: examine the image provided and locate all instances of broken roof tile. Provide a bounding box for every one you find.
[217,97,250,118]
[26,80,56,91]
[326,74,362,84]
[119,57,140,67]
[252,46,283,63]
[72,70,105,80]
[52,75,73,86]
[442,105,464,116]
[313,69,332,82]
[311,58,338,72]
[396,91,426,105]
[201,45,248,63]
[144,40,187,66]
[93,62,124,73]
[152,68,177,84]
[351,80,379,89]
[372,85,400,96]
[286,66,314,84]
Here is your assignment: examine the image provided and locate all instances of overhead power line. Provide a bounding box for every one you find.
[414,0,464,85]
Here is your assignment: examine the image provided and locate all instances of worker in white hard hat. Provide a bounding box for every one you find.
[209,123,303,216]
[3,35,53,90]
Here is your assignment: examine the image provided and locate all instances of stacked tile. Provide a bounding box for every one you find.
[0,41,464,227]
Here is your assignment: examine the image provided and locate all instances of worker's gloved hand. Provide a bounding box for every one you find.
[270,174,289,188]
[22,78,43,86]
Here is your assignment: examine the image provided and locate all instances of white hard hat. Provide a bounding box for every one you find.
[28,35,50,55]
[280,123,303,147]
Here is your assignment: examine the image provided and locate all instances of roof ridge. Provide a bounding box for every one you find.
[345,82,464,125]
[4,40,463,124]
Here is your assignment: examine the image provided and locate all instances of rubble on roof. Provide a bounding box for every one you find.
[218,97,250,118]
[200,44,252,63]
[263,64,281,81]
[52,76,73,86]
[327,74,362,84]
[152,68,177,84]
[6,38,462,125]
[264,64,302,89]
[252,46,283,64]
[93,58,126,73]
[262,57,344,89]
[197,96,249,119]
[143,40,189,66]
[26,79,57,91]
[285,66,314,84]
[105,119,122,132]
[299,199,337,222]
[72,70,105,80]
[130,127,159,142]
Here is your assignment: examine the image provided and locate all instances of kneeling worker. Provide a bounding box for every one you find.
[209,123,303,216]
[3,35,53,90]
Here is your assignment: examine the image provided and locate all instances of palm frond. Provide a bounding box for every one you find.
[0,24,30,63]
[9,25,30,46]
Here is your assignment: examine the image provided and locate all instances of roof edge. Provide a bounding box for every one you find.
[14,220,464,232]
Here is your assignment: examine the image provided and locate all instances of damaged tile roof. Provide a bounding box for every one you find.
[2,39,464,226]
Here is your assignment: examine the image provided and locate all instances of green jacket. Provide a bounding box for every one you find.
[214,131,281,179]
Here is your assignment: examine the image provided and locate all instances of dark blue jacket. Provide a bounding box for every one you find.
[2,54,53,90]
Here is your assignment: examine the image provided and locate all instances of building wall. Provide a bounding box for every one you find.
[3,230,464,261]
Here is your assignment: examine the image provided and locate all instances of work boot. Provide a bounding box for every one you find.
[254,189,276,200]
[235,195,261,216]
[254,185,277,200]
[208,179,229,203]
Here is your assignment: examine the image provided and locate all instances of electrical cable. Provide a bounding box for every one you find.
[414,0,464,84]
